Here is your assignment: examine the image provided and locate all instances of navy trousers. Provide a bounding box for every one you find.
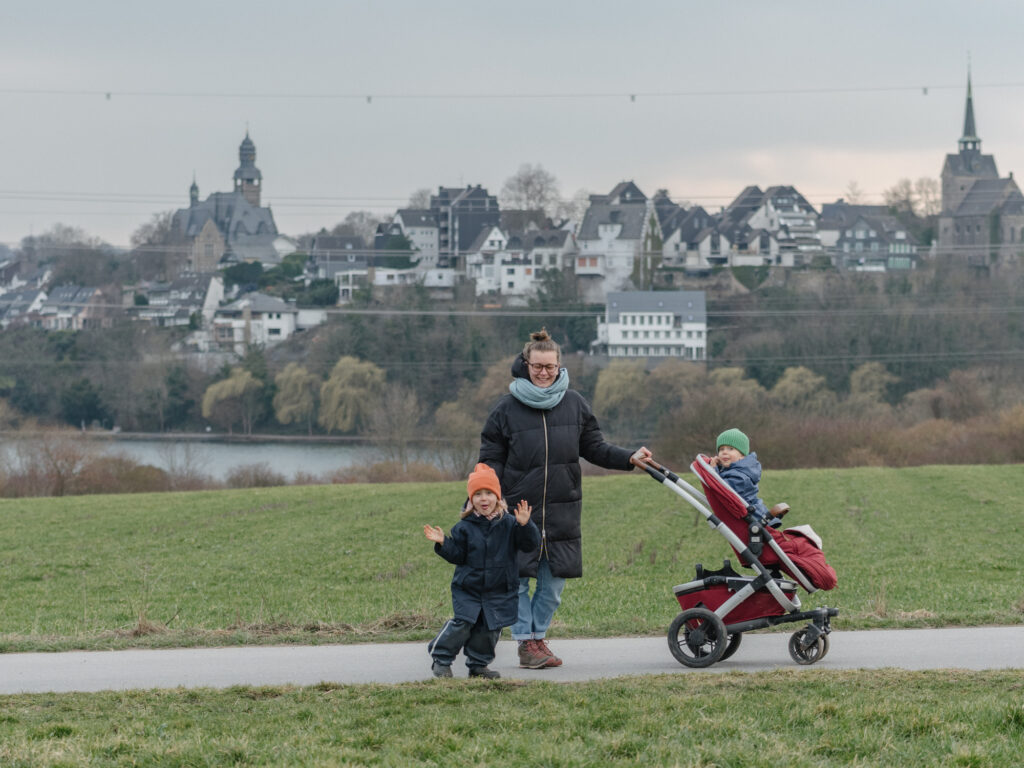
[428,614,501,669]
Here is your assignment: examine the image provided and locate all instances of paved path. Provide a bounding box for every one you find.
[1,626,1022,694]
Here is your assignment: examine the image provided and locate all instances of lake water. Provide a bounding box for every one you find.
[103,439,385,482]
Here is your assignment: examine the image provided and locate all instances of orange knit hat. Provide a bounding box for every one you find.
[467,463,502,500]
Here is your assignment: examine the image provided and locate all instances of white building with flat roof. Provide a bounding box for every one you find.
[595,290,707,360]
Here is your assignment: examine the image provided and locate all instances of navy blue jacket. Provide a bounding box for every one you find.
[716,452,771,522]
[435,511,540,630]
[479,356,635,579]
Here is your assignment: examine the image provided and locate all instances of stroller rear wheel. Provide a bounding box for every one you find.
[668,608,728,668]
[788,627,829,665]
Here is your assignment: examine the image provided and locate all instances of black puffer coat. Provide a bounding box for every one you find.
[434,512,541,630]
[479,355,635,579]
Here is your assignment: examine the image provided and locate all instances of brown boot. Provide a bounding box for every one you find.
[770,503,790,519]
[536,638,562,667]
[517,639,549,669]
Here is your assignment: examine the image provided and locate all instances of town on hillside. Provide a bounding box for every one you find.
[1,74,1020,367]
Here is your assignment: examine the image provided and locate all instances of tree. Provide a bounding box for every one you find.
[407,188,432,208]
[500,163,560,216]
[432,401,480,478]
[60,377,107,428]
[201,368,264,435]
[554,188,592,226]
[367,383,422,467]
[844,181,866,204]
[770,366,836,413]
[883,178,916,215]
[914,177,941,217]
[849,362,898,402]
[273,363,320,435]
[318,356,386,434]
[332,211,382,244]
[592,360,651,439]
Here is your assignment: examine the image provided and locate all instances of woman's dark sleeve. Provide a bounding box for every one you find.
[578,397,634,471]
[478,403,509,481]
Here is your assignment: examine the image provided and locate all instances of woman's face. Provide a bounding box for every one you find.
[527,350,560,388]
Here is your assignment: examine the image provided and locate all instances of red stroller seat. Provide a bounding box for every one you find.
[691,455,837,591]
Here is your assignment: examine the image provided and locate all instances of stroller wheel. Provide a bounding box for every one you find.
[788,628,829,665]
[668,608,728,668]
[719,632,743,662]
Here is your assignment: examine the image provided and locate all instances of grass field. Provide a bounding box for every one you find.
[0,464,1022,651]
[1,465,1023,766]
[0,671,1021,766]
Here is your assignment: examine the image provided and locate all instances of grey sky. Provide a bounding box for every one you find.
[2,0,1023,247]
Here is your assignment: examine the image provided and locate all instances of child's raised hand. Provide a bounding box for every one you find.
[423,524,445,543]
[513,499,532,525]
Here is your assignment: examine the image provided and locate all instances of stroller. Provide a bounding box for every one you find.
[642,455,838,667]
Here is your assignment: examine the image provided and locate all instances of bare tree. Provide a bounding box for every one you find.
[407,188,432,208]
[367,383,423,468]
[914,177,941,217]
[500,163,560,216]
[554,188,592,228]
[883,178,916,215]
[844,181,866,205]
[331,211,382,245]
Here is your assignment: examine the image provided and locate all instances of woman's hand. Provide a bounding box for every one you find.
[513,499,532,525]
[423,524,445,543]
[630,446,653,468]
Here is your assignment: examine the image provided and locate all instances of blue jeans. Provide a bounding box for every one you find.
[511,557,566,641]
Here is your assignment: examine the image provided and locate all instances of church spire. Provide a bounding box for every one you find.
[959,66,980,152]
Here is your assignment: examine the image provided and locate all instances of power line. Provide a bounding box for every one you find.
[3,80,1024,102]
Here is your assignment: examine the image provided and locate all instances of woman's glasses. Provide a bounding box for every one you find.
[528,363,559,374]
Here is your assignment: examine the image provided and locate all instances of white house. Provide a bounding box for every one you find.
[393,209,440,267]
[212,292,298,354]
[576,182,659,302]
[465,227,575,304]
[595,290,707,360]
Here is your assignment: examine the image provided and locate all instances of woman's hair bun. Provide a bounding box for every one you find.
[530,328,551,342]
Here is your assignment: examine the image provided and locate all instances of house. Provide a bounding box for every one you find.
[465,226,576,304]
[0,287,46,329]
[594,290,707,360]
[718,185,823,267]
[211,292,298,354]
[391,209,440,266]
[819,202,918,270]
[37,285,114,330]
[936,71,1024,271]
[310,233,368,281]
[132,274,225,328]
[429,185,501,267]
[576,182,660,302]
[170,132,290,272]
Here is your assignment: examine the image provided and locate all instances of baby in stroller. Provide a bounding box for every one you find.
[708,428,789,528]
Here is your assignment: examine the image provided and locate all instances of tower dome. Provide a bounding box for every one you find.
[233,130,262,206]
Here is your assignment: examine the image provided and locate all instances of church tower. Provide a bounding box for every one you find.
[189,176,199,207]
[940,70,998,216]
[233,131,263,207]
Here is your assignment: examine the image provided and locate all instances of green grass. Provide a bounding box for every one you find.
[0,671,1022,766]
[0,465,1022,651]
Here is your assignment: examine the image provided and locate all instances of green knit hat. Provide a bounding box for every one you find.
[716,428,750,456]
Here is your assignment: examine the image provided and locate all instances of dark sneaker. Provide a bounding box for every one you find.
[468,666,501,679]
[536,638,563,667]
[517,639,550,669]
[431,661,453,678]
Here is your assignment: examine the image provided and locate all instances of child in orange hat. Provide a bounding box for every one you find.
[424,463,539,679]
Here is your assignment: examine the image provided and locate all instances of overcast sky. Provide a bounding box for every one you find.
[2,0,1023,247]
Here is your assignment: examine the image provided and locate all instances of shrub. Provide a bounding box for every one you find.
[225,463,288,489]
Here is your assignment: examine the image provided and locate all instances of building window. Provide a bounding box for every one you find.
[589,257,598,267]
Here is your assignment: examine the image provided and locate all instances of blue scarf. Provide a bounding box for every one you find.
[509,368,569,410]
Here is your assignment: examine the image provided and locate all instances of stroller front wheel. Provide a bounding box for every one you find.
[788,628,829,665]
[668,608,728,668]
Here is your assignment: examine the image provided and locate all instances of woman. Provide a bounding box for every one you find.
[479,329,651,669]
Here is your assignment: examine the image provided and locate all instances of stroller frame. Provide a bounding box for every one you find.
[642,456,838,667]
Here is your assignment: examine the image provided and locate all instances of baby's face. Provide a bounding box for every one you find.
[717,445,744,467]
